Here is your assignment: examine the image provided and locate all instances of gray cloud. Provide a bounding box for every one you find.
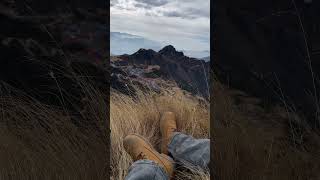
[134,3,151,9]
[111,0,210,52]
[185,7,210,18]
[135,0,169,7]
[162,11,182,18]
[112,0,210,19]
[161,8,209,19]
[110,0,118,6]
[159,0,210,19]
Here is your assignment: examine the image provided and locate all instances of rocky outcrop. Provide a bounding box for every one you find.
[116,45,210,98]
[159,45,184,58]
[0,1,108,113]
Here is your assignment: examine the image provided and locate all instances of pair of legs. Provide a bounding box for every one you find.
[124,112,210,180]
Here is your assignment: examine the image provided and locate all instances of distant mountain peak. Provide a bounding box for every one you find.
[160,45,176,51]
[136,48,156,54]
[159,45,184,57]
[132,48,157,59]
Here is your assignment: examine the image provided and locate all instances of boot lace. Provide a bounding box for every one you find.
[137,152,148,160]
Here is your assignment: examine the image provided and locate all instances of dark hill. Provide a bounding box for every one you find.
[213,0,320,127]
[0,1,108,113]
[118,46,210,97]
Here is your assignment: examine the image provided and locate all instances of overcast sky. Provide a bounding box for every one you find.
[110,0,210,52]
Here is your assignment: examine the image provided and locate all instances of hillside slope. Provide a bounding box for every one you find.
[213,80,320,180]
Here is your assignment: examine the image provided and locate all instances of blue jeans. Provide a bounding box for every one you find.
[125,132,210,180]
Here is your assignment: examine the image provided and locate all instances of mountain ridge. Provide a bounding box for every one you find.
[111,45,210,98]
[110,31,210,59]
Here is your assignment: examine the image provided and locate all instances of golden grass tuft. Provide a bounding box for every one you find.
[110,88,210,180]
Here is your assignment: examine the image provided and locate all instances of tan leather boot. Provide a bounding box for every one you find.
[160,112,177,155]
[123,134,174,177]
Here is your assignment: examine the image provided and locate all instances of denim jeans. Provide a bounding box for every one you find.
[125,132,210,180]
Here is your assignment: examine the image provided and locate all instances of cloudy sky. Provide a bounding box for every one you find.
[111,0,210,53]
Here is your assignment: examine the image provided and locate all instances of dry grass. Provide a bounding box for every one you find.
[0,70,209,179]
[212,80,320,180]
[3,69,318,180]
[110,88,210,180]
[0,81,109,180]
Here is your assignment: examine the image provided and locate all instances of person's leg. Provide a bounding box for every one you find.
[123,134,174,180]
[125,159,169,180]
[168,132,210,169]
[160,112,209,169]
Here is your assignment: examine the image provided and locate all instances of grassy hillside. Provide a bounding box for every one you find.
[1,72,319,179]
[110,88,210,180]
[0,80,109,179]
[212,80,320,180]
[0,78,209,179]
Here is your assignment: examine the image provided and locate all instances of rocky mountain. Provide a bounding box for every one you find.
[110,32,210,59]
[0,1,108,113]
[201,56,210,62]
[111,45,210,98]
